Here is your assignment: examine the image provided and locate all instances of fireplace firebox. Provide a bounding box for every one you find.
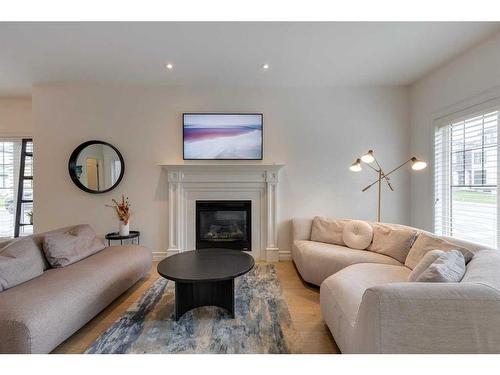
[196,200,251,251]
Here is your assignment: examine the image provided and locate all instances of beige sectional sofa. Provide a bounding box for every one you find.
[0,225,152,354]
[292,217,500,353]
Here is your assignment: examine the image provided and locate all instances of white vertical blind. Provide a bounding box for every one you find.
[434,110,498,248]
[0,139,21,238]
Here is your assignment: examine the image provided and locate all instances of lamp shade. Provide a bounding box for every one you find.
[349,158,362,172]
[361,150,374,163]
[411,157,427,171]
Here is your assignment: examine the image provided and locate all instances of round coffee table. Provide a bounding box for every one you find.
[157,249,255,320]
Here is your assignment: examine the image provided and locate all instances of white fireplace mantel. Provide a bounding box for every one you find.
[160,163,285,261]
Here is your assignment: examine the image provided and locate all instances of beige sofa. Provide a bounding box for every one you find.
[292,218,500,353]
[0,226,152,354]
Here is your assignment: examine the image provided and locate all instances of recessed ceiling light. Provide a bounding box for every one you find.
[262,64,269,70]
[166,63,173,70]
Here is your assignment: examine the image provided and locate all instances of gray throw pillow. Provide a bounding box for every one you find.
[0,237,45,292]
[408,249,445,282]
[43,224,105,268]
[405,232,473,270]
[415,250,467,283]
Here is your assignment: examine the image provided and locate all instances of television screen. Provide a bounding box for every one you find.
[183,113,263,160]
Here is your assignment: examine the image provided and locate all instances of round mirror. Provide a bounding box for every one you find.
[68,140,125,194]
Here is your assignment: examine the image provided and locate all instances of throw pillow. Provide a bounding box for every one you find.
[342,220,373,250]
[405,232,474,270]
[0,237,45,292]
[310,216,350,246]
[43,224,105,268]
[415,250,466,283]
[408,249,445,282]
[367,223,419,263]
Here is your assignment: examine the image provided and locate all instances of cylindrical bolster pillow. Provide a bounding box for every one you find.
[342,220,373,249]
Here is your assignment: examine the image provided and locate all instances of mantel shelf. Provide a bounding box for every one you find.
[159,163,285,171]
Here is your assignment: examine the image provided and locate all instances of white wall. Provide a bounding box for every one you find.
[410,31,500,231]
[0,98,33,136]
[33,85,410,255]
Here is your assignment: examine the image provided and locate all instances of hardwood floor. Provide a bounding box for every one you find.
[52,260,339,354]
[273,261,339,354]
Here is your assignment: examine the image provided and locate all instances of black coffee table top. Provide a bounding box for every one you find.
[157,249,255,283]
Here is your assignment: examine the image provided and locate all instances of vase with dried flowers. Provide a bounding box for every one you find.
[107,195,131,236]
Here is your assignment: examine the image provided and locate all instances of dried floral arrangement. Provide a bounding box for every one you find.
[106,195,130,224]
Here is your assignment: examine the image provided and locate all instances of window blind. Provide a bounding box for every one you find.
[0,139,21,238]
[434,110,498,248]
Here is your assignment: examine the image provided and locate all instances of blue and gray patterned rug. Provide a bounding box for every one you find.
[85,264,301,354]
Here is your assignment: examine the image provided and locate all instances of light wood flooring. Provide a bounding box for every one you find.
[52,261,339,354]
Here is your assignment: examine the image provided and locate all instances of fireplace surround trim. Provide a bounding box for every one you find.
[161,164,285,261]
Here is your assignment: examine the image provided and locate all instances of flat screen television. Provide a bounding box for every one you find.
[183,113,263,160]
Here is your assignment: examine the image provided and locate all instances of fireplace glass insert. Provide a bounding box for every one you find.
[196,200,251,251]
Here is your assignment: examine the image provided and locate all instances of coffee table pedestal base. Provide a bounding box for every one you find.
[175,279,235,321]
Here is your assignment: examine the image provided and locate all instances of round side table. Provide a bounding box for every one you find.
[105,231,140,246]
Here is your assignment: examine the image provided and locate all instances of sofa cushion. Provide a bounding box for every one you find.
[416,250,466,283]
[321,263,410,327]
[408,249,445,282]
[405,232,474,270]
[366,223,418,263]
[293,240,401,286]
[462,250,500,291]
[343,220,373,249]
[42,224,105,268]
[0,237,45,292]
[310,216,349,246]
[292,218,314,241]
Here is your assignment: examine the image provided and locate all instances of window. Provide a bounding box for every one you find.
[0,138,33,238]
[0,140,20,237]
[474,170,486,185]
[474,151,483,165]
[435,110,498,248]
[111,159,122,185]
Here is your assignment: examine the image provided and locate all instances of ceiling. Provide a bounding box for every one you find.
[0,22,499,96]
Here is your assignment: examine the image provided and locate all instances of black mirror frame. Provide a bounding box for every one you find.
[68,140,125,194]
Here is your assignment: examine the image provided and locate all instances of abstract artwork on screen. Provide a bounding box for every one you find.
[183,114,263,160]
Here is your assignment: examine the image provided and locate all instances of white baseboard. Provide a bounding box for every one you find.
[152,253,167,261]
[279,250,292,261]
[154,248,291,262]
[153,249,179,261]
[265,247,280,262]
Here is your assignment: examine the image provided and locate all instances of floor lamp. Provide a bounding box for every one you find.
[349,150,427,222]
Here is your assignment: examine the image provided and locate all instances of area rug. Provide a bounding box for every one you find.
[85,264,301,354]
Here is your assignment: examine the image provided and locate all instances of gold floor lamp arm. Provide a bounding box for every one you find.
[362,158,413,191]
[361,158,413,222]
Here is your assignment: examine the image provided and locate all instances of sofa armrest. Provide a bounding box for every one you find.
[292,218,313,241]
[0,319,32,353]
[354,282,500,353]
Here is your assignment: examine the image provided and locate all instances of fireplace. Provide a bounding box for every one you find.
[196,200,251,251]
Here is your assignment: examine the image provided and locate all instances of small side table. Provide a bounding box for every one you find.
[105,231,140,246]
